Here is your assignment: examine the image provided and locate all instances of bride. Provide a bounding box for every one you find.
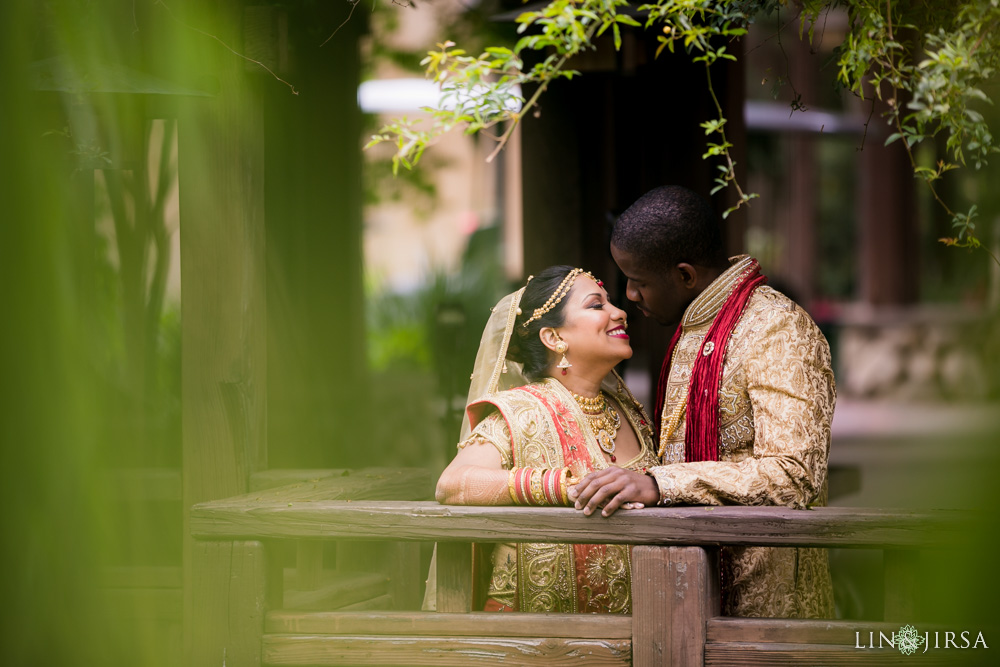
[435,265,658,613]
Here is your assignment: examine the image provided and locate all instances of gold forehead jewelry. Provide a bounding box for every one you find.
[521,268,602,327]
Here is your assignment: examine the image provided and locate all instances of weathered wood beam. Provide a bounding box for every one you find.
[250,469,351,492]
[264,610,632,638]
[708,618,910,645]
[704,643,951,665]
[281,570,388,611]
[707,617,958,654]
[261,634,632,666]
[191,501,965,549]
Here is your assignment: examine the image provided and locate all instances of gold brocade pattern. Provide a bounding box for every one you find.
[582,545,632,614]
[457,419,513,468]
[649,255,836,619]
[471,377,658,613]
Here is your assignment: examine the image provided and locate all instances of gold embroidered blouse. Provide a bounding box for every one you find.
[647,255,836,618]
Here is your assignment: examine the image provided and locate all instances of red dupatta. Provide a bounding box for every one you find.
[653,261,767,463]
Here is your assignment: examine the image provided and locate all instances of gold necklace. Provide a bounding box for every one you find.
[657,389,688,458]
[571,391,622,462]
[657,339,689,459]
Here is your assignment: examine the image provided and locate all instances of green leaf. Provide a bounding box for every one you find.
[514,35,538,53]
[655,36,668,59]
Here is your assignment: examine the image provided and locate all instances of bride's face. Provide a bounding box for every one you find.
[550,275,632,369]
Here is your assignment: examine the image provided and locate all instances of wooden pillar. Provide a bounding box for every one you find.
[188,541,268,666]
[783,133,818,303]
[518,77,584,276]
[780,36,819,304]
[263,2,369,469]
[717,40,748,259]
[632,546,720,667]
[857,95,919,305]
[176,0,267,663]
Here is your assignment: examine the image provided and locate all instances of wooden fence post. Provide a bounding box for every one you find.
[177,1,267,664]
[435,542,474,613]
[632,546,720,667]
[188,541,268,666]
[387,542,423,611]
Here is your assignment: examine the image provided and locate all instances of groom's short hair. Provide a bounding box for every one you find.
[611,185,727,271]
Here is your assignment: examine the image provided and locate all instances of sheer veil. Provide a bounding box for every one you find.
[458,286,529,441]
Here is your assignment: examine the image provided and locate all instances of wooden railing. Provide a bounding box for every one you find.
[190,487,967,666]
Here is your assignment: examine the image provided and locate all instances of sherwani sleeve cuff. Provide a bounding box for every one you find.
[647,466,679,506]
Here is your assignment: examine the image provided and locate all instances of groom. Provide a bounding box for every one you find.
[569,185,836,618]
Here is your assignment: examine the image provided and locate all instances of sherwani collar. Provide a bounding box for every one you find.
[682,254,756,328]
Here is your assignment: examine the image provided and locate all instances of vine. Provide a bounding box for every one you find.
[368,0,1000,260]
[367,0,641,172]
[820,0,1000,263]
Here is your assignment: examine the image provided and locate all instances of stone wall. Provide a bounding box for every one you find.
[834,304,998,401]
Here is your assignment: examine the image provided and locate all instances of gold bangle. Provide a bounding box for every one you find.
[558,467,570,505]
[529,468,546,506]
[508,469,519,505]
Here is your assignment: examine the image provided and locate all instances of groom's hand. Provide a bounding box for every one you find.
[568,467,659,517]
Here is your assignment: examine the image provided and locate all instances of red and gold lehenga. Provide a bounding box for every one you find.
[443,285,658,614]
[464,376,658,613]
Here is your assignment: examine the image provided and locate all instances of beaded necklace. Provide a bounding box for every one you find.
[657,342,688,458]
[657,390,689,458]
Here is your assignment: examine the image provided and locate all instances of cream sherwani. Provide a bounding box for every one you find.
[647,255,836,618]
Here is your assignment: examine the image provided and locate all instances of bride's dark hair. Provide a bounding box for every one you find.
[507,265,576,380]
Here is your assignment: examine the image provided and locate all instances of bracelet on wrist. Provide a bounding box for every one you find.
[509,467,574,506]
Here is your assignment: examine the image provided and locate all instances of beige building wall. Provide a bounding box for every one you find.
[361,2,522,292]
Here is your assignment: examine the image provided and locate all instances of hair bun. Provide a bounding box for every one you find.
[505,329,527,364]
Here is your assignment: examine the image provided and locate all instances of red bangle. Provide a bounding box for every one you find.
[541,469,556,505]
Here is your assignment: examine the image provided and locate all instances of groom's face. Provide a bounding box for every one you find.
[611,243,688,327]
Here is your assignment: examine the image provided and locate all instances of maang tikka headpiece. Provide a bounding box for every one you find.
[521,268,602,328]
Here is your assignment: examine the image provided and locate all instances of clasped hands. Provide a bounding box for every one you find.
[566,466,660,517]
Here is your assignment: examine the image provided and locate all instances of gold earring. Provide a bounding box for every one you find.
[554,339,571,373]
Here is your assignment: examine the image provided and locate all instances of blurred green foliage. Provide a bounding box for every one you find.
[365,225,511,468]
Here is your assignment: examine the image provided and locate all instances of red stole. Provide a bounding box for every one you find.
[653,262,767,463]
